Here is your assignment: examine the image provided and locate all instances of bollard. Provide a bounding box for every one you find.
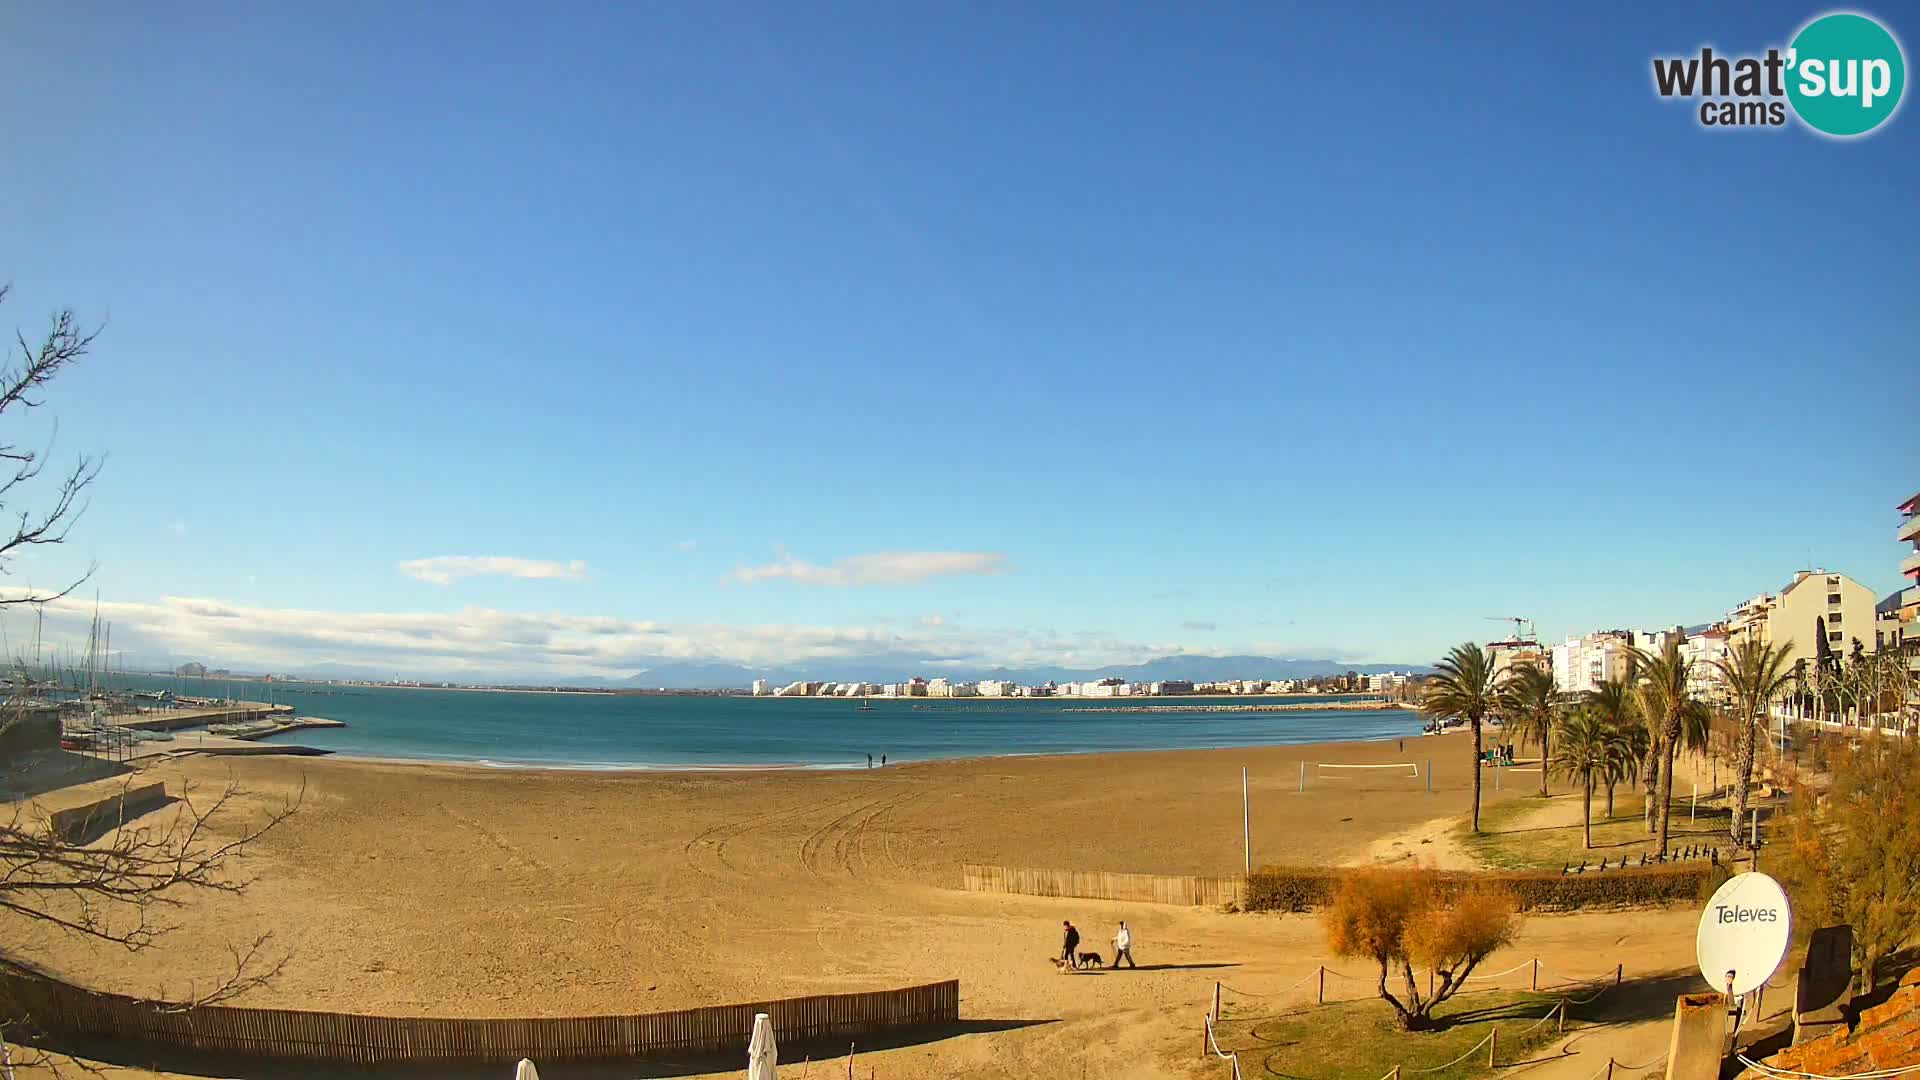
[1299,760,1306,793]
[1606,1059,1614,1080]
[1318,966,1325,1005]
[1616,963,1623,987]
[1212,982,1221,1022]
[1426,760,1432,793]
[1531,958,1539,992]
[1558,1000,1566,1034]
[1201,1015,1208,1059]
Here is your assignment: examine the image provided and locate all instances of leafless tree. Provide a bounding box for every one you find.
[0,285,104,609]
[0,286,300,1072]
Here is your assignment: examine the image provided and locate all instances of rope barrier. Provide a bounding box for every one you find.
[1218,968,1325,1000]
[1407,1030,1495,1074]
[1513,1000,1566,1036]
[1736,1055,1920,1079]
[1203,1012,1245,1080]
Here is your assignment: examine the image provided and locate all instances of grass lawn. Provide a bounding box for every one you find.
[1458,789,1743,872]
[1210,987,1574,1080]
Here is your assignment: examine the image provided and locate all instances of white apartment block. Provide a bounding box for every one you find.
[1551,632,1636,696]
[751,679,769,696]
[977,680,1012,697]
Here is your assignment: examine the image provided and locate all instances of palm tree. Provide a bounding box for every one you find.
[1714,639,1796,850]
[1584,677,1640,817]
[1497,665,1558,798]
[1550,707,1626,849]
[1422,642,1501,833]
[1631,639,1697,856]
[1605,722,1649,819]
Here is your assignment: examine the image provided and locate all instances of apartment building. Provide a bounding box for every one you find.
[1724,569,1878,667]
[1900,491,1920,666]
[1551,632,1636,696]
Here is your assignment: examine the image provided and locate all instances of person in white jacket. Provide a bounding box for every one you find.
[1111,921,1136,969]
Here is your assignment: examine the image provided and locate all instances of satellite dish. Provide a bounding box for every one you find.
[1696,871,1791,997]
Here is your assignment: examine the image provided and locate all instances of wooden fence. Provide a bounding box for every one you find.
[962,863,1245,906]
[0,969,958,1065]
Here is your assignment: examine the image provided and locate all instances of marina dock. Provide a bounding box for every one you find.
[206,716,346,741]
[111,701,296,732]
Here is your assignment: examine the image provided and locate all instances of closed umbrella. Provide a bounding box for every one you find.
[748,1012,779,1080]
[515,1059,540,1080]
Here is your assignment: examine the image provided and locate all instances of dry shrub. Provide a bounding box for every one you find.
[1320,866,1520,1030]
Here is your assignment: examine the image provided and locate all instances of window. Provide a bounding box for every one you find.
[1828,631,1843,642]
[1828,593,1842,605]
[1830,612,1841,623]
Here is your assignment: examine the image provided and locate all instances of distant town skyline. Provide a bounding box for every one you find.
[2,2,1911,678]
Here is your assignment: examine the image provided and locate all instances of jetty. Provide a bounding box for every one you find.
[112,700,296,732]
[205,716,345,741]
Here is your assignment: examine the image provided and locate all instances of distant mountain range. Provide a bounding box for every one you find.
[610,654,1427,691]
[168,654,1427,691]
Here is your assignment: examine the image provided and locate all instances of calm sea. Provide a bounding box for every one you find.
[112,676,1423,769]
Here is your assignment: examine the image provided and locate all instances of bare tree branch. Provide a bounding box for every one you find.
[0,284,105,605]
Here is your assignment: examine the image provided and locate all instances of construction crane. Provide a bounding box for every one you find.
[1483,616,1536,642]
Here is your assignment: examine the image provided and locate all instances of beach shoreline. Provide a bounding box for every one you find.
[308,721,1438,776]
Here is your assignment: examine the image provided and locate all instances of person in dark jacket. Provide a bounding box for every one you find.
[1060,920,1080,966]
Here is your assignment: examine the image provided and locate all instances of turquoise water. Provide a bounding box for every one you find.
[113,676,1422,769]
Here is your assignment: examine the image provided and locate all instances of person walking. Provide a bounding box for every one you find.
[866,753,873,769]
[1060,920,1080,967]
[1111,921,1136,969]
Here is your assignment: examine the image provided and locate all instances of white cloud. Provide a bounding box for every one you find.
[1182,620,1218,631]
[167,521,189,538]
[677,539,699,552]
[2,591,1199,679]
[731,551,1006,587]
[397,556,588,586]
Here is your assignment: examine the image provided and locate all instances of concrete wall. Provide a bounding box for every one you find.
[48,782,169,842]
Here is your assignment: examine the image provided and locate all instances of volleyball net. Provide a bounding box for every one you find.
[1299,761,1427,791]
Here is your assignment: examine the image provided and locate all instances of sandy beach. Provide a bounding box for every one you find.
[4,733,1722,1080]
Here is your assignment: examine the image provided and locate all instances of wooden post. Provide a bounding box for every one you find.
[1242,767,1251,874]
[1201,1015,1209,1059]
[1317,966,1325,1005]
[1531,958,1539,992]
[1212,982,1221,1022]
[1488,1026,1498,1068]
[1606,1059,1614,1080]
[848,1043,856,1080]
[1558,1000,1566,1034]
[1426,760,1432,793]
[1299,760,1306,793]
[1616,963,1623,987]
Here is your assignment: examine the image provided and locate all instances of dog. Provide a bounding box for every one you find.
[1050,953,1106,971]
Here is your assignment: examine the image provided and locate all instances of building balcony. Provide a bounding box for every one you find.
[1901,514,1920,544]
[1904,549,1920,578]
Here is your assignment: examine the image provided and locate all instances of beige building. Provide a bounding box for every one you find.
[1489,638,1547,683]
[1901,491,1920,665]
[1724,569,1878,667]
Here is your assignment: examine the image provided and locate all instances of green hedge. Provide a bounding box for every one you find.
[1243,862,1716,913]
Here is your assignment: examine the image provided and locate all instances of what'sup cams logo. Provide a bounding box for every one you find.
[1653,11,1906,136]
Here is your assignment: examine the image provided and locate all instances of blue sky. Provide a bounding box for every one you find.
[1,2,1914,678]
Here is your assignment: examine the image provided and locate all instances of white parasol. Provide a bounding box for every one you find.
[748,1011,779,1080]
